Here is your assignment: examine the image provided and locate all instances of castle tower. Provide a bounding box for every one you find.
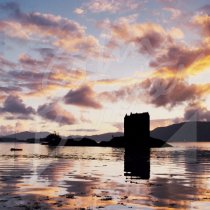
[124,112,150,148]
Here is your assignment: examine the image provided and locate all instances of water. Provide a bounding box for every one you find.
[0,142,210,209]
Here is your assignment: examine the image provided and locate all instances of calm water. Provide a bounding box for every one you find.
[0,142,210,209]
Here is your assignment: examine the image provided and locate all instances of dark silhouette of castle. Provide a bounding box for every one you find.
[124,148,150,180]
[124,112,150,148]
[124,112,151,180]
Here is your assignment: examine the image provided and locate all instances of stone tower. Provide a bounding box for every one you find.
[124,112,150,148]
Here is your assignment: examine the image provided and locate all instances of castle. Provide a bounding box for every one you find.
[124,112,150,148]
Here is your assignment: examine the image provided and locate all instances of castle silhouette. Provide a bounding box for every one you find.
[124,112,150,148]
[124,112,151,179]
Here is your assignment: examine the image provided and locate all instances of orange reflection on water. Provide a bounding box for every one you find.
[0,143,210,209]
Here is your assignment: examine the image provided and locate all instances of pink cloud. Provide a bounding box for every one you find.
[0,3,105,59]
[37,102,76,125]
[64,85,102,109]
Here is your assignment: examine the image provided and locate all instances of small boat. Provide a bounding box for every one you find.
[10,148,23,151]
[10,131,23,152]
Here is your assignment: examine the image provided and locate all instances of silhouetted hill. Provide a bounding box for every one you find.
[0,137,17,142]
[99,136,171,148]
[2,131,50,141]
[76,138,98,146]
[99,136,125,147]
[68,132,123,142]
[45,137,98,147]
[151,121,210,142]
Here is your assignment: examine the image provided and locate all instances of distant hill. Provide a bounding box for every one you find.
[68,132,123,142]
[2,121,209,143]
[0,131,123,142]
[2,131,50,141]
[151,121,210,142]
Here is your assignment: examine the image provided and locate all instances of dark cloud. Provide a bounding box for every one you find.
[0,86,22,93]
[149,45,207,71]
[99,18,173,56]
[100,77,209,109]
[37,102,76,125]
[0,1,81,34]
[9,70,44,81]
[19,54,45,66]
[0,95,35,115]
[133,29,172,55]
[0,66,87,95]
[35,47,56,59]
[64,85,102,109]
[141,78,202,108]
[5,115,33,120]
[184,102,210,121]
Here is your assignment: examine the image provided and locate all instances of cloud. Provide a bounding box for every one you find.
[5,115,33,120]
[69,128,98,132]
[101,16,210,79]
[100,76,210,109]
[74,8,85,15]
[184,102,210,121]
[150,44,207,70]
[198,4,210,15]
[97,15,210,109]
[0,125,15,136]
[0,2,20,15]
[99,85,138,102]
[0,95,35,115]
[163,7,181,19]
[0,122,25,136]
[0,2,104,58]
[19,53,45,66]
[150,118,174,130]
[141,77,209,108]
[113,118,174,131]
[193,14,210,38]
[76,0,142,14]
[0,63,87,95]
[0,86,22,93]
[99,17,175,56]
[64,85,102,109]
[112,122,124,132]
[0,55,16,68]
[157,0,181,5]
[37,102,76,125]
[168,27,184,39]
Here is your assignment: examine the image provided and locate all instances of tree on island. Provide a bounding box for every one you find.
[45,132,61,146]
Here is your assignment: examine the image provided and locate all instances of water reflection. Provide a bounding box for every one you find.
[0,143,210,209]
[124,148,150,180]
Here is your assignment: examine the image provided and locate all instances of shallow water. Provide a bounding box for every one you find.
[0,142,210,209]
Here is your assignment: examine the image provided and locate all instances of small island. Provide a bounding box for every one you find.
[30,112,171,148]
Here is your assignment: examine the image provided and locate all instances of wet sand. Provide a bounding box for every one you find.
[0,143,210,209]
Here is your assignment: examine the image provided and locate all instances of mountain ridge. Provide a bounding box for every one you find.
[151,121,210,142]
[1,121,210,142]
[1,131,50,141]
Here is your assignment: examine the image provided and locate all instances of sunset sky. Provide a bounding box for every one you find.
[0,0,210,136]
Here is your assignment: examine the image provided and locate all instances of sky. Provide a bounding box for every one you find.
[0,0,210,136]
